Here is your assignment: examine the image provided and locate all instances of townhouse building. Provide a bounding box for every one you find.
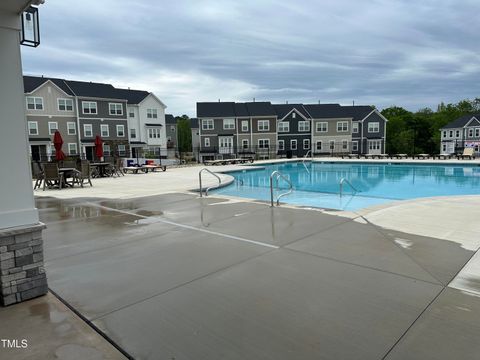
[273,104,312,157]
[165,114,179,158]
[190,118,200,161]
[440,114,480,155]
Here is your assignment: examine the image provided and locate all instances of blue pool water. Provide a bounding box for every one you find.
[212,161,480,211]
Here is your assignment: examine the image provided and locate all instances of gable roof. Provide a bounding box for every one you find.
[64,80,126,100]
[197,102,236,118]
[114,88,150,104]
[23,76,74,95]
[303,104,344,119]
[273,104,310,119]
[340,105,375,121]
[443,114,480,129]
[165,114,176,124]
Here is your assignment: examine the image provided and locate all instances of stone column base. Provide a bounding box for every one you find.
[0,223,47,306]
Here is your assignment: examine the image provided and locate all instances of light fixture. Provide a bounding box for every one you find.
[20,6,40,47]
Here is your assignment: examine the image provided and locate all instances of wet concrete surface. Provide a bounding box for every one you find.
[31,192,480,359]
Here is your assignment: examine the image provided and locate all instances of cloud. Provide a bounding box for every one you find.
[21,0,480,115]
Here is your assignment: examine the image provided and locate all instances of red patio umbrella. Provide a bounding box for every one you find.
[53,130,66,161]
[94,135,104,160]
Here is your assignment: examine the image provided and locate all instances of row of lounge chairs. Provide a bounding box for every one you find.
[123,164,167,174]
[203,158,255,166]
[340,148,476,160]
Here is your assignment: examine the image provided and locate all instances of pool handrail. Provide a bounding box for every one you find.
[302,150,312,163]
[199,168,221,197]
[339,178,359,197]
[270,170,293,206]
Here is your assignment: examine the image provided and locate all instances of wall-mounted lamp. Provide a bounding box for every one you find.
[20,6,40,47]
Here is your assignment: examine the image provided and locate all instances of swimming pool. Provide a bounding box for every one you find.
[212,161,480,211]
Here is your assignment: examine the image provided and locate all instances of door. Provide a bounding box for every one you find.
[31,145,40,161]
[219,136,234,154]
[85,146,94,161]
[368,140,382,155]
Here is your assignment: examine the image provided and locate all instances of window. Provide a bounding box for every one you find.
[202,119,214,130]
[330,140,335,150]
[68,143,77,155]
[103,144,111,156]
[278,140,285,150]
[469,128,474,137]
[26,97,43,110]
[368,140,382,151]
[303,139,310,149]
[368,122,380,133]
[292,112,296,119]
[337,121,348,132]
[342,140,348,150]
[147,109,158,118]
[456,130,460,137]
[476,128,480,137]
[291,139,297,150]
[442,144,447,152]
[101,124,109,137]
[130,128,136,139]
[118,144,126,156]
[316,122,328,132]
[242,139,249,149]
[48,122,58,135]
[84,124,93,137]
[316,141,322,151]
[129,110,135,118]
[67,122,76,135]
[352,122,359,134]
[148,128,161,138]
[28,121,38,135]
[109,103,123,115]
[278,121,289,132]
[443,131,447,138]
[223,118,235,130]
[298,121,310,132]
[241,120,249,132]
[116,125,125,137]
[58,98,73,111]
[204,137,210,147]
[352,141,358,152]
[449,130,453,138]
[258,120,269,131]
[258,139,270,148]
[82,101,97,114]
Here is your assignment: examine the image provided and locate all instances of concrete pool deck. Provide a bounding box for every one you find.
[8,159,480,359]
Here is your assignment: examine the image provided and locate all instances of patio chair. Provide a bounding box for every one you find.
[114,158,125,176]
[74,160,93,187]
[32,161,44,190]
[434,154,452,160]
[414,153,430,159]
[457,148,475,160]
[391,154,408,159]
[43,163,64,191]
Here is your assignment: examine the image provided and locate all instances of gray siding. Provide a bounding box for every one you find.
[362,112,385,139]
[77,98,127,120]
[79,119,128,141]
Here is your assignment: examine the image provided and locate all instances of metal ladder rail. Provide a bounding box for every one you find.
[302,150,312,163]
[199,168,221,197]
[339,178,359,197]
[270,171,293,207]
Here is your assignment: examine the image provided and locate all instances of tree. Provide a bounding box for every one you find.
[176,115,192,153]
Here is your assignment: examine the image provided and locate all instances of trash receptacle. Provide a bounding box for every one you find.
[286,150,292,159]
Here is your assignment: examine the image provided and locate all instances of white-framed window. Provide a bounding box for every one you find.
[204,137,210,147]
[258,120,269,131]
[148,128,161,138]
[130,128,136,139]
[337,121,348,132]
[202,119,214,130]
[298,121,310,132]
[352,141,358,152]
[278,140,285,150]
[82,101,97,114]
[118,144,126,156]
[468,128,474,137]
[258,139,270,148]
[67,122,76,135]
[292,112,296,119]
[476,128,480,137]
[330,140,335,150]
[58,98,73,111]
[316,141,322,151]
[128,109,135,118]
[352,122,359,134]
[316,122,328,132]
[147,108,158,118]
[103,144,111,156]
[443,130,447,138]
[116,124,125,137]
[242,139,249,149]
[223,118,235,130]
[109,103,123,116]
[68,143,77,155]
[342,140,348,150]
[368,140,382,151]
[278,121,289,133]
[28,121,38,135]
[456,130,460,137]
[241,120,249,132]
[83,124,93,137]
[449,130,453,138]
[101,124,109,137]
[26,96,43,110]
[442,144,447,152]
[368,122,380,133]
[303,139,310,149]
[48,122,58,135]
[291,139,297,150]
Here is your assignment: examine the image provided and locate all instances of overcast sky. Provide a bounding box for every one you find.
[22,0,480,116]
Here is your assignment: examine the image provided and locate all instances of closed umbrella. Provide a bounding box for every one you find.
[94,135,103,161]
[53,130,66,161]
